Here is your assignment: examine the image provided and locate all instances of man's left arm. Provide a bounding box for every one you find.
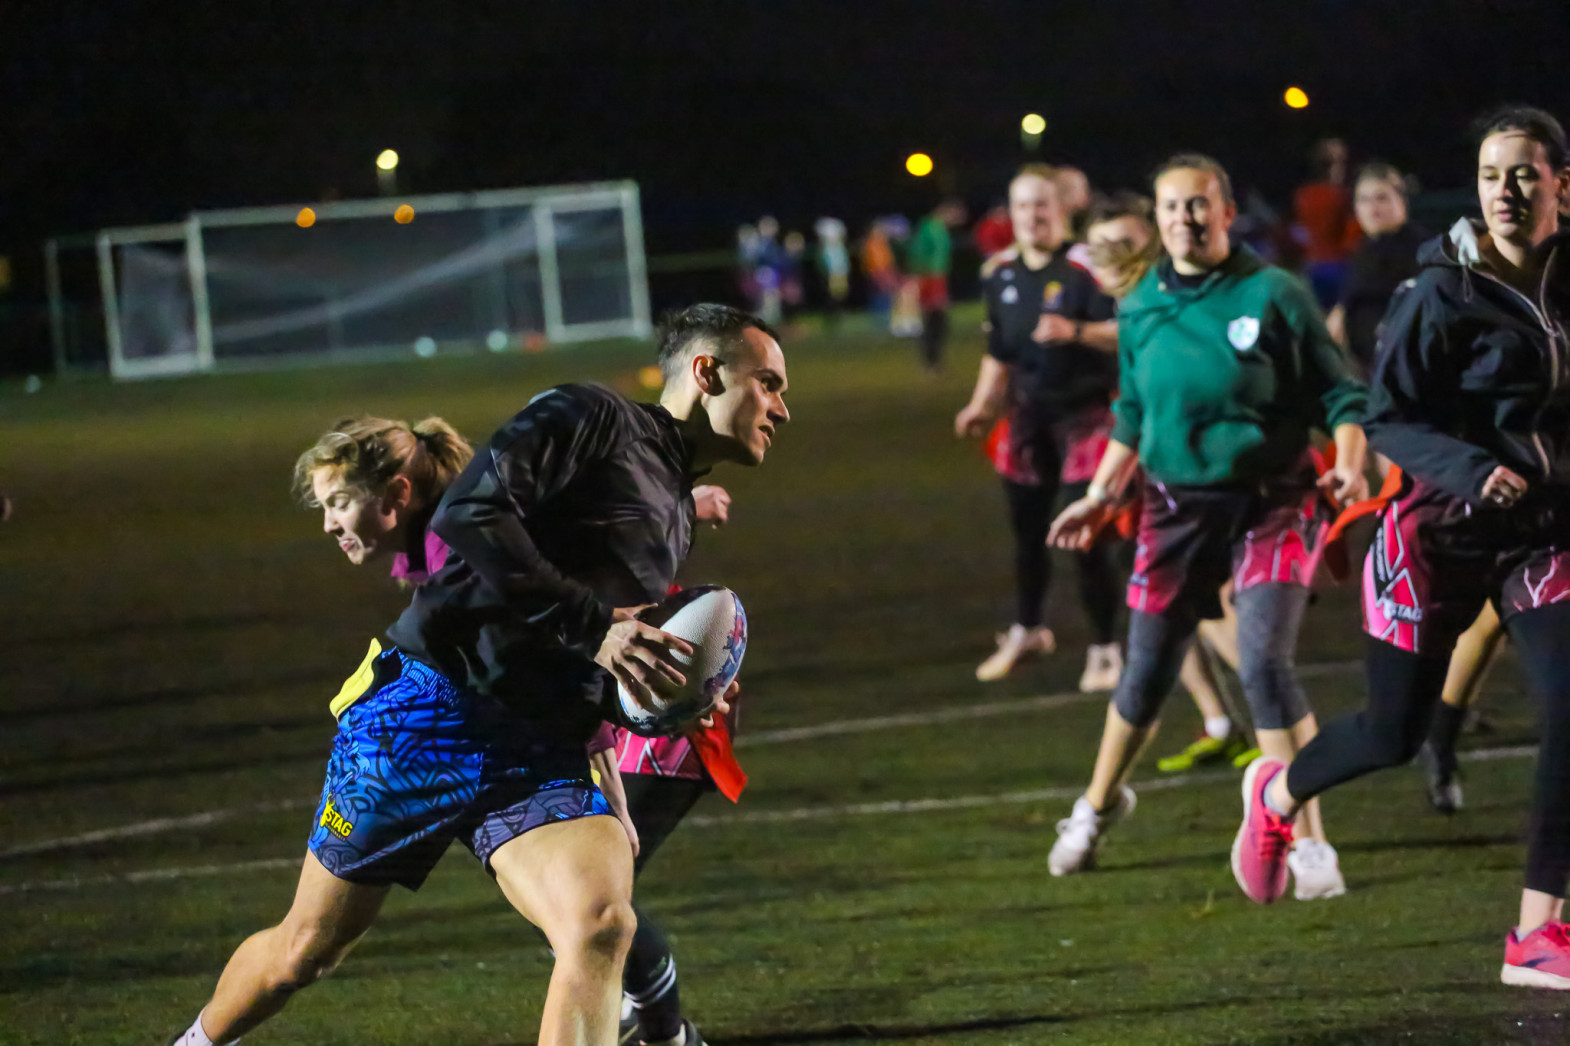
[432,390,618,656]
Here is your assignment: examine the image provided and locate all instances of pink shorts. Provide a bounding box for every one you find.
[1128,475,1320,620]
[988,405,1112,487]
[1363,477,1570,655]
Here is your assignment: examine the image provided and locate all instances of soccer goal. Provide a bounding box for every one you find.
[51,180,651,380]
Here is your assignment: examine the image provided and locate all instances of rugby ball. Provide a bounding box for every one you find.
[616,586,747,737]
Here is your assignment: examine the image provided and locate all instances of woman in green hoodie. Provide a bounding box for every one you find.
[1043,155,1369,900]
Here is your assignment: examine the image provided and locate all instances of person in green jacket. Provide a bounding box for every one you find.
[907,199,966,372]
[1042,154,1370,899]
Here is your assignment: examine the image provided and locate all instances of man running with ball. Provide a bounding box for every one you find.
[167,304,788,1046]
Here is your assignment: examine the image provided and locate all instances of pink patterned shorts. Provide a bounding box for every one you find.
[1363,477,1570,655]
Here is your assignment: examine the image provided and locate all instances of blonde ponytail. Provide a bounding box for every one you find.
[294,415,472,507]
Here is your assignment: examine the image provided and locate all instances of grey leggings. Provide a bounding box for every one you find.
[1112,583,1312,731]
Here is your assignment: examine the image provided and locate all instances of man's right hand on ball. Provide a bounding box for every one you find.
[595,606,693,711]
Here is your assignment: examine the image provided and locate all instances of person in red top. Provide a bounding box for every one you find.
[1293,137,1362,310]
[973,202,1016,259]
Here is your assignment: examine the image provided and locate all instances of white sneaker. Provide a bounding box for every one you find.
[1287,838,1347,900]
[976,624,1056,681]
[1079,642,1123,692]
[1048,786,1135,876]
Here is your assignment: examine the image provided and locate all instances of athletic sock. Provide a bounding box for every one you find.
[1263,776,1294,818]
[1428,701,1466,774]
[631,955,682,1044]
[171,1011,238,1046]
[627,911,682,1045]
[1204,716,1232,740]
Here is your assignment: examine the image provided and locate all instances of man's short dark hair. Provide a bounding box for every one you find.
[656,304,778,383]
[1151,152,1235,207]
[1474,105,1569,170]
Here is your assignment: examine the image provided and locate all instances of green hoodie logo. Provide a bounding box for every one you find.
[1227,316,1260,351]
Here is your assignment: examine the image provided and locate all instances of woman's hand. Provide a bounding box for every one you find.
[693,485,732,527]
[1317,463,1369,507]
[1048,495,1111,552]
[1481,465,1529,508]
[954,401,994,440]
[694,679,739,731]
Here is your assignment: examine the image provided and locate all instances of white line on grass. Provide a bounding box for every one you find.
[736,689,1101,746]
[0,798,311,858]
[0,659,1365,861]
[683,769,1234,826]
[0,742,1535,895]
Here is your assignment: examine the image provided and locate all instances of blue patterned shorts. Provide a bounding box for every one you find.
[308,644,610,890]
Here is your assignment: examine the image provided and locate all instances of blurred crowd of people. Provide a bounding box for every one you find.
[733,139,1429,375]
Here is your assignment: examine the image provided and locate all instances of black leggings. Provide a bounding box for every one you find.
[1287,604,1570,897]
[1003,478,1119,643]
[920,307,949,369]
[622,775,708,1042]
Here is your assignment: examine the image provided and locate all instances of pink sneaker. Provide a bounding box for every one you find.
[1231,757,1295,904]
[1503,922,1570,989]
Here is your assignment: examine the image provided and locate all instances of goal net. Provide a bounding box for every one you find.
[67,181,650,380]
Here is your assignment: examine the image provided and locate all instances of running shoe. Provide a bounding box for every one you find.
[1156,731,1252,772]
[1078,642,1123,692]
[1231,756,1295,904]
[1287,838,1347,900]
[640,1019,706,1046]
[975,624,1055,681]
[1502,921,1570,989]
[1231,745,1263,768]
[1048,786,1135,876]
[1419,740,1464,814]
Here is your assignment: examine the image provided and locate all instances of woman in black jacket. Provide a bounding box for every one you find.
[1325,162,1428,376]
[1231,106,1570,989]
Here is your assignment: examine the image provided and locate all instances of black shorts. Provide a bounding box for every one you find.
[624,775,708,876]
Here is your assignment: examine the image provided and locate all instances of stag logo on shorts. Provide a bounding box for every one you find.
[1377,597,1423,623]
[1367,503,1423,651]
[1228,315,1260,351]
[319,798,355,838]
[1001,285,1019,305]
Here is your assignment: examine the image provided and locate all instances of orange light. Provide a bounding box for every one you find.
[394,204,415,224]
[296,207,316,228]
[1284,86,1310,109]
[905,152,934,177]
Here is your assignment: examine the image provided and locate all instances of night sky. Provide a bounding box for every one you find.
[4,1,1570,294]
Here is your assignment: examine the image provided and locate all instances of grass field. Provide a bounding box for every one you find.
[2,316,1567,1045]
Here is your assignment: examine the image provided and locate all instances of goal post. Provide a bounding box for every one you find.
[64,180,651,380]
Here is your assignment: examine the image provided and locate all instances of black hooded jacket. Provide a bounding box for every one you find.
[1365,219,1570,511]
[385,383,699,740]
